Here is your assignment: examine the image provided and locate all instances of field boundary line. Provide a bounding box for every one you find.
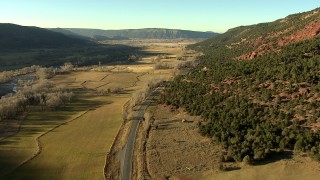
[99,74,111,82]
[80,81,87,88]
[0,113,27,142]
[95,83,111,89]
[134,72,148,87]
[124,72,149,90]
[4,108,94,177]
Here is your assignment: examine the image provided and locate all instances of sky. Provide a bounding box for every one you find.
[0,0,319,33]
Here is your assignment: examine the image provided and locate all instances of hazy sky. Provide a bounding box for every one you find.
[0,0,319,32]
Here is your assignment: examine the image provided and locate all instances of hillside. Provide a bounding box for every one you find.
[50,29,129,41]
[193,8,320,60]
[92,35,130,41]
[49,28,92,40]
[0,24,142,71]
[162,8,320,163]
[0,24,89,50]
[60,28,217,39]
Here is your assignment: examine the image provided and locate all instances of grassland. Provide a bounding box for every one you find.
[5,95,128,179]
[0,92,93,177]
[143,105,221,179]
[137,104,320,180]
[200,154,320,180]
[0,39,194,179]
[0,70,141,179]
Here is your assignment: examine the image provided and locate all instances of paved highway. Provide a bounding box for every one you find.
[121,88,161,180]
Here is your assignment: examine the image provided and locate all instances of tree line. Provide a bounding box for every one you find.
[161,36,320,162]
[0,64,74,120]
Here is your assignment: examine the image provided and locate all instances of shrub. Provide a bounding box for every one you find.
[242,155,252,165]
[154,62,172,69]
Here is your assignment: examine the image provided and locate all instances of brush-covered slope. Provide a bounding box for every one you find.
[0,24,88,50]
[193,8,319,60]
[162,8,320,162]
[62,28,217,39]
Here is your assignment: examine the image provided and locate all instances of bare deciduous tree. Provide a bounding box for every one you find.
[36,67,55,80]
[128,54,142,62]
[60,62,74,73]
[0,71,74,120]
[154,62,172,69]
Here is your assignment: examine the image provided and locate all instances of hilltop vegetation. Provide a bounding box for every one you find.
[161,8,320,162]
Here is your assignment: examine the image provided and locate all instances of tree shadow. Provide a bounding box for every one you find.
[158,119,181,125]
[224,166,241,171]
[1,158,59,179]
[0,93,108,143]
[253,151,293,166]
[155,127,176,131]
[0,94,112,177]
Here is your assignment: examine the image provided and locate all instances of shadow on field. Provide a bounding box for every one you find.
[225,166,241,171]
[141,51,171,57]
[29,97,105,134]
[0,94,107,142]
[2,161,58,179]
[0,89,111,177]
[254,151,293,166]
[0,44,144,71]
[106,51,172,66]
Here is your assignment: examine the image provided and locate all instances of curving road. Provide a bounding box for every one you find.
[121,87,162,180]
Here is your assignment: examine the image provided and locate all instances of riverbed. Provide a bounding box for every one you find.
[0,73,35,97]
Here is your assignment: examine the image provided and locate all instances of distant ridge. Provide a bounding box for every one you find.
[0,23,88,50]
[49,28,91,40]
[56,28,218,39]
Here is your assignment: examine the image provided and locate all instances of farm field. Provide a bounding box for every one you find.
[0,39,195,179]
[0,72,133,179]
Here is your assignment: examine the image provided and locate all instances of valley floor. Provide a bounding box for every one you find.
[201,154,320,180]
[3,39,319,180]
[0,39,196,179]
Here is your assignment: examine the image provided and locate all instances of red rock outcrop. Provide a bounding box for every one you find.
[236,18,320,60]
[278,20,320,46]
